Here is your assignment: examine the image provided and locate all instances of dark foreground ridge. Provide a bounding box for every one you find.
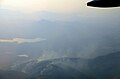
[87,0,120,7]
[0,52,120,79]
[0,70,30,79]
[11,52,120,79]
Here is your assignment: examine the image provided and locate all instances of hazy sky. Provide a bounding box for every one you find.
[1,0,88,13]
[0,0,120,28]
[0,0,119,17]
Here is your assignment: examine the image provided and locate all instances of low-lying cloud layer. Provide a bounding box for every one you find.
[18,54,29,58]
[0,38,46,44]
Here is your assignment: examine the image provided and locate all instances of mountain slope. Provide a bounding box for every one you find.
[12,52,120,79]
[88,52,120,79]
[12,57,94,79]
[0,70,30,79]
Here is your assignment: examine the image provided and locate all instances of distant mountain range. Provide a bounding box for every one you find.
[11,52,120,79]
[0,9,120,62]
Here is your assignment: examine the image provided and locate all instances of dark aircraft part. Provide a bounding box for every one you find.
[87,0,120,7]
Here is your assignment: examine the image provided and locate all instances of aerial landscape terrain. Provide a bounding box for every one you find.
[0,0,120,79]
